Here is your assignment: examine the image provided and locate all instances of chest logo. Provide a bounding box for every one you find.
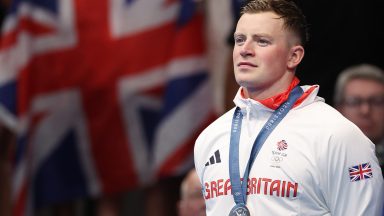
[270,140,289,168]
[276,140,288,151]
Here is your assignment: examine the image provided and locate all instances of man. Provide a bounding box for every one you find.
[194,0,384,215]
[177,169,206,216]
[334,64,384,173]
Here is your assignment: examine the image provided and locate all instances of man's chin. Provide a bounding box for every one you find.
[236,80,258,89]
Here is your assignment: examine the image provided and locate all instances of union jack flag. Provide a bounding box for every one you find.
[0,0,216,215]
[348,162,373,182]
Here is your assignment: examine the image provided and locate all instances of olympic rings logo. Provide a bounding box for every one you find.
[270,156,283,163]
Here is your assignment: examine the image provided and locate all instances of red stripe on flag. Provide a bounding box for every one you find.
[0,18,55,50]
[16,21,188,115]
[82,86,139,194]
[13,182,28,216]
[169,14,206,59]
[165,0,178,5]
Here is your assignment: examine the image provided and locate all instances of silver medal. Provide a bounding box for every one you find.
[229,203,251,216]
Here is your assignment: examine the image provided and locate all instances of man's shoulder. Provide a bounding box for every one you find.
[294,100,364,138]
[198,107,235,136]
[296,99,344,121]
[194,107,235,179]
[194,108,234,156]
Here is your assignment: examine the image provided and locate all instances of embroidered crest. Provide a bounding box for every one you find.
[277,140,288,151]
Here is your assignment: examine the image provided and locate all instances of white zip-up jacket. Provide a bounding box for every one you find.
[194,85,384,216]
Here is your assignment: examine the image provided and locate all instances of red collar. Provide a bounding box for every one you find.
[244,77,316,110]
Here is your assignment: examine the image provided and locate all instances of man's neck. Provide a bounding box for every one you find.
[243,75,297,100]
[241,77,300,109]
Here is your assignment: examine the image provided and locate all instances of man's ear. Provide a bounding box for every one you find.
[287,45,305,69]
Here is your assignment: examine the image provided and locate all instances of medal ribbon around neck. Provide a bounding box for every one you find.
[229,86,304,206]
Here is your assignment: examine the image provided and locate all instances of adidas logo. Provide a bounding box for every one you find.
[205,150,221,166]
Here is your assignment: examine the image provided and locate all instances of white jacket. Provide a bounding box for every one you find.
[194,85,384,216]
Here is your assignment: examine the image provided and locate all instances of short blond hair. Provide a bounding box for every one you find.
[241,0,309,45]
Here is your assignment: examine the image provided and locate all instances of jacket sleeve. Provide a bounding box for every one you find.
[321,123,384,216]
[194,132,205,185]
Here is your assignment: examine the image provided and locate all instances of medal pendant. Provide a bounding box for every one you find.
[229,203,250,216]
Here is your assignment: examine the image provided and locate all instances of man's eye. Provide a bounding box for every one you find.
[234,37,245,44]
[257,39,270,46]
[343,98,361,107]
[370,96,384,106]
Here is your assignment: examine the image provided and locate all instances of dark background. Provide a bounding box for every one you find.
[298,0,384,105]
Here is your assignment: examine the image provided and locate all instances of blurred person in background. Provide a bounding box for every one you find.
[334,64,384,174]
[177,169,205,216]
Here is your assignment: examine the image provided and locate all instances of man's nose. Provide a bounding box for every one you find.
[358,102,372,114]
[240,41,254,57]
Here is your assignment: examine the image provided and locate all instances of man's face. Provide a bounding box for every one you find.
[178,171,206,216]
[233,12,299,99]
[338,79,384,143]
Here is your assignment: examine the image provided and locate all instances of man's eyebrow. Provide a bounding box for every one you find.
[253,33,273,38]
[233,32,244,37]
[234,32,272,37]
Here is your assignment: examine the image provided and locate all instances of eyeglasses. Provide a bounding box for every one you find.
[341,96,384,109]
